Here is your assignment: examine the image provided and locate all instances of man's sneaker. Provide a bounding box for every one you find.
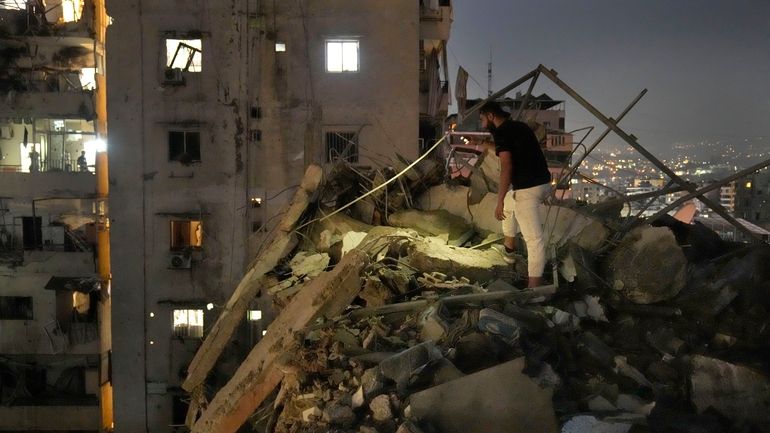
[491,244,516,264]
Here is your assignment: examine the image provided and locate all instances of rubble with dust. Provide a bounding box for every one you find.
[186,159,770,433]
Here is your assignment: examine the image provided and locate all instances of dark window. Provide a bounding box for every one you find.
[21,216,42,249]
[325,131,358,163]
[168,131,201,163]
[0,296,33,320]
[558,117,565,131]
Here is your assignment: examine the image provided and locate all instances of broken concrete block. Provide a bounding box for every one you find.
[301,406,323,422]
[323,402,356,427]
[360,276,393,307]
[543,205,610,252]
[343,231,369,256]
[290,251,330,277]
[561,416,632,433]
[388,209,473,246]
[409,358,558,433]
[369,394,393,422]
[690,355,770,426]
[407,237,511,283]
[604,226,687,304]
[615,394,655,415]
[361,367,386,400]
[477,308,521,345]
[571,295,608,322]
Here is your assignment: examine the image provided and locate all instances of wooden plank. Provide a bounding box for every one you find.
[191,249,369,433]
[182,165,323,392]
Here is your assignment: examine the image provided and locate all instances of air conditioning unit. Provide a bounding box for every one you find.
[163,68,185,86]
[169,252,192,269]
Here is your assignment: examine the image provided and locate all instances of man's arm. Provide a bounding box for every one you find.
[496,150,513,220]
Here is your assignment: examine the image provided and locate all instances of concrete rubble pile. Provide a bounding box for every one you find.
[185,159,770,433]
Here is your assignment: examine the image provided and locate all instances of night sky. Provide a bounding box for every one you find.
[447,0,770,157]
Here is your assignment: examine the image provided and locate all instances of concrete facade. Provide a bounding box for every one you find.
[106,1,450,431]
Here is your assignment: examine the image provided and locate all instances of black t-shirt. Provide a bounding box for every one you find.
[492,119,551,190]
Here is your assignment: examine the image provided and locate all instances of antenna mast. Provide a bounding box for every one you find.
[487,46,492,96]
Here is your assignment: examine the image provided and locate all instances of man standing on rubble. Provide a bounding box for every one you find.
[480,101,551,288]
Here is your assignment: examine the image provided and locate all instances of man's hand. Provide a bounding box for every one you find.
[495,201,506,221]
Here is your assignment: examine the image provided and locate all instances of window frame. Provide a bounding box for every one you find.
[165,38,203,73]
[169,219,203,251]
[168,130,201,163]
[172,309,204,339]
[324,130,359,163]
[325,39,360,73]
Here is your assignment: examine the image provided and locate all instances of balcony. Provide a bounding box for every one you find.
[0,171,95,198]
[0,91,95,120]
[0,405,100,431]
[420,3,452,43]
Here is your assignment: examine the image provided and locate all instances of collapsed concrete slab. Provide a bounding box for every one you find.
[388,209,473,246]
[409,357,558,433]
[182,165,324,395]
[604,226,687,304]
[191,249,369,433]
[690,355,770,427]
[407,236,513,283]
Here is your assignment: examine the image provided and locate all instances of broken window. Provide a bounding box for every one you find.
[168,130,201,163]
[166,39,202,72]
[326,40,359,72]
[325,131,358,163]
[0,296,33,320]
[173,309,204,338]
[170,220,202,250]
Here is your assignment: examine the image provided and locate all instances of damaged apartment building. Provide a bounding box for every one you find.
[0,0,111,432]
[105,0,451,431]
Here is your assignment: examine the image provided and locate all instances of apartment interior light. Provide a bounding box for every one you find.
[275,42,286,52]
[248,310,262,321]
[251,197,263,208]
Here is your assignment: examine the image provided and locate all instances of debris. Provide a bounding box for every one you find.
[409,358,558,433]
[561,415,632,433]
[605,226,687,304]
[407,237,512,283]
[369,394,393,422]
[191,249,369,433]
[388,209,473,246]
[477,308,522,345]
[323,402,356,427]
[690,355,770,426]
[183,160,770,433]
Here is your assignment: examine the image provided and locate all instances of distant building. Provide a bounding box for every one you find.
[720,181,737,213]
[734,169,770,229]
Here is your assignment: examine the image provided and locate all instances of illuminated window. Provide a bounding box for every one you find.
[275,42,286,52]
[61,0,83,22]
[168,130,201,163]
[166,39,202,72]
[170,220,203,250]
[173,309,204,338]
[247,310,262,321]
[326,40,359,72]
